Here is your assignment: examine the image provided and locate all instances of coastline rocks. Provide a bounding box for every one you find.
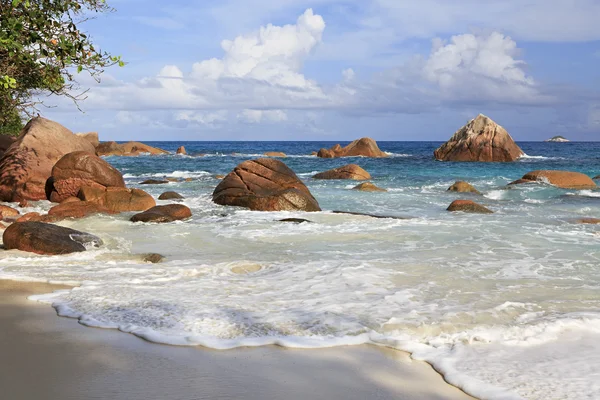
[509,170,596,189]
[140,179,169,185]
[352,182,387,192]
[434,114,524,162]
[48,201,115,220]
[213,158,321,212]
[313,164,371,180]
[143,253,165,263]
[158,191,184,200]
[130,204,192,223]
[75,132,100,147]
[448,181,481,194]
[78,186,156,212]
[264,152,287,157]
[47,151,125,203]
[576,218,600,224]
[96,141,168,156]
[447,200,493,214]
[3,222,102,255]
[317,138,387,158]
[0,117,95,202]
[176,146,186,155]
[0,205,20,219]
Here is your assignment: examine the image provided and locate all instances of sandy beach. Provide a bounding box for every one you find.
[0,279,474,400]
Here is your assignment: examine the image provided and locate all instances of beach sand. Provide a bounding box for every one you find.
[0,279,474,400]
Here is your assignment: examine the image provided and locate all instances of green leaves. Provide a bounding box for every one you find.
[1,76,17,89]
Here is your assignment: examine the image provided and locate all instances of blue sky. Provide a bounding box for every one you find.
[45,0,600,141]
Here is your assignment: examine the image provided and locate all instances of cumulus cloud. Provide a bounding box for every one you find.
[238,109,288,123]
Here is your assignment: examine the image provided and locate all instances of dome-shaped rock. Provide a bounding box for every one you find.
[352,182,387,192]
[509,170,596,189]
[130,204,192,223]
[316,138,387,158]
[313,164,371,180]
[447,181,481,194]
[447,200,493,214]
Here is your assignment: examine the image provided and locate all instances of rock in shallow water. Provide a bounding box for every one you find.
[352,182,387,192]
[213,158,320,212]
[509,170,596,189]
[447,181,481,194]
[130,204,192,223]
[158,191,184,200]
[3,222,102,255]
[447,200,493,214]
[316,138,387,158]
[313,164,371,180]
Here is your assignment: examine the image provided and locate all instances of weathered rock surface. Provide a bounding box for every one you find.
[0,117,95,202]
[176,146,186,155]
[448,181,481,194]
[576,218,600,224]
[313,164,371,180]
[0,204,19,219]
[75,132,100,147]
[78,186,156,213]
[3,221,102,255]
[130,204,192,223]
[264,152,287,157]
[47,151,125,203]
[316,138,387,158]
[213,158,320,212]
[509,170,596,189]
[158,191,184,200]
[143,253,165,263]
[48,201,115,220]
[352,182,387,192]
[140,179,169,185]
[447,200,493,214]
[96,141,168,156]
[434,114,524,162]
[0,135,16,159]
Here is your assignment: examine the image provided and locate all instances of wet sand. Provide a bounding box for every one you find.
[0,280,475,400]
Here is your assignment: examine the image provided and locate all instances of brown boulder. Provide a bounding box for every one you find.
[47,151,125,203]
[75,132,100,147]
[78,186,156,213]
[352,182,387,192]
[0,117,95,202]
[264,152,287,157]
[96,141,168,156]
[313,164,371,180]
[0,204,20,219]
[0,135,16,158]
[447,200,493,214]
[143,253,165,263]
[3,222,102,255]
[316,138,387,158]
[213,158,320,212]
[576,218,600,224]
[176,146,186,155]
[16,212,45,222]
[448,181,481,194]
[509,170,596,189]
[158,191,184,200]
[130,204,192,223]
[48,201,115,220]
[434,114,524,162]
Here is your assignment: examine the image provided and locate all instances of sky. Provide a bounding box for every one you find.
[44,0,600,141]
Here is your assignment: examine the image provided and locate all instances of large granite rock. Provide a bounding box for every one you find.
[434,114,524,162]
[447,200,493,214]
[46,151,125,203]
[78,186,156,213]
[130,204,192,223]
[0,118,95,202]
[447,181,481,194]
[0,135,16,159]
[317,138,387,158]
[509,170,596,189]
[48,201,115,220]
[75,132,100,147]
[313,164,371,180]
[213,158,320,212]
[96,141,168,156]
[3,221,102,255]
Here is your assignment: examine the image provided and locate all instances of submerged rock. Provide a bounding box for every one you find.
[3,222,102,255]
[130,204,192,223]
[47,151,125,203]
[140,179,169,185]
[447,181,481,194]
[317,138,387,158]
[78,186,156,213]
[313,164,371,180]
[0,117,95,202]
[264,152,286,157]
[143,253,165,263]
[332,211,411,219]
[447,200,493,214]
[213,158,321,212]
[352,182,387,192]
[575,218,600,225]
[434,114,524,162]
[279,218,311,223]
[509,170,596,189]
[158,191,184,200]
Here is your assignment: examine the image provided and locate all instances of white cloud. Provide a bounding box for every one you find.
[175,110,228,126]
[238,109,288,123]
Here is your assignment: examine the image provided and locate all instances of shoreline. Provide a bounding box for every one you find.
[0,279,474,400]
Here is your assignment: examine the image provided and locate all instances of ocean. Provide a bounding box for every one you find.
[1,140,599,400]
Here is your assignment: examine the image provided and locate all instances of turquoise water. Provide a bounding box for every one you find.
[1,141,599,400]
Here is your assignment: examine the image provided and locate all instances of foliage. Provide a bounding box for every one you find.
[0,108,23,136]
[0,0,123,132]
